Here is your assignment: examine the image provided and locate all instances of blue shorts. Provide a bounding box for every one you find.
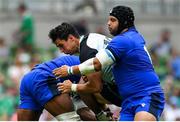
[120,92,165,121]
[19,69,61,111]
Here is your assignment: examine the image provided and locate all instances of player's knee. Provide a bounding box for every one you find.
[55,111,81,121]
[77,107,97,121]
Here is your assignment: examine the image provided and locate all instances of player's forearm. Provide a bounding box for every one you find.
[72,73,103,94]
[76,82,101,94]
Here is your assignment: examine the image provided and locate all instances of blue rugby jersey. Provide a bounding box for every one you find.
[32,55,81,83]
[19,55,81,109]
[106,27,163,100]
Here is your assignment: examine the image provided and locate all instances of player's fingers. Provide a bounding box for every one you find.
[57,85,64,89]
[62,89,66,93]
[57,83,63,88]
[53,70,61,75]
[62,89,68,94]
[55,75,61,79]
[63,80,70,83]
[57,86,61,91]
[53,70,63,76]
[53,68,60,73]
[58,86,65,92]
[57,82,63,86]
[59,85,64,89]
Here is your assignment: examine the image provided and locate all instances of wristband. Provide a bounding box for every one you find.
[71,84,77,92]
[70,67,74,75]
[67,67,71,75]
[68,67,74,75]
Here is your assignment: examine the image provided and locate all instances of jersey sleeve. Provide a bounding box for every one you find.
[79,34,98,63]
[106,36,132,62]
[80,33,111,63]
[80,40,98,63]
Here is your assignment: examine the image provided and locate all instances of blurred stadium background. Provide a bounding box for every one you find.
[0,0,180,120]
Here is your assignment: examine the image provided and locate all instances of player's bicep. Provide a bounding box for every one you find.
[95,49,116,69]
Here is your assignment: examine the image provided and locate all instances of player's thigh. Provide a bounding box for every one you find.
[17,109,41,121]
[134,93,165,121]
[19,73,43,121]
[134,111,156,121]
[44,93,74,116]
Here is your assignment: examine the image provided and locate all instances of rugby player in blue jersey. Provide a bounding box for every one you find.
[17,55,96,121]
[53,6,165,121]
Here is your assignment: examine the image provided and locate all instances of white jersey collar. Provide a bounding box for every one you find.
[79,35,85,43]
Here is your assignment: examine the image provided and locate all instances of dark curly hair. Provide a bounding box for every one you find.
[49,22,80,43]
[109,6,135,35]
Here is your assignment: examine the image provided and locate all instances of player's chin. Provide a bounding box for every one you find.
[108,28,114,34]
[109,31,115,36]
[109,30,117,36]
[69,53,74,55]
[108,27,112,32]
[64,51,72,55]
[68,52,73,55]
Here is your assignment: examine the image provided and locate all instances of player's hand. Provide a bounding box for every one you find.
[57,80,72,93]
[53,65,69,78]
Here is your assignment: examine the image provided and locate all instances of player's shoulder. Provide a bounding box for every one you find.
[89,33,105,37]
[111,34,130,44]
[88,33,109,41]
[86,33,111,48]
[109,35,134,51]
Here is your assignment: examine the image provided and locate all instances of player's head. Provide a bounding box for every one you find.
[18,3,27,14]
[108,5,135,36]
[49,22,80,54]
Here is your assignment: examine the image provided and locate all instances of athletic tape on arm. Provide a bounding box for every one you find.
[78,49,115,75]
[79,58,95,75]
[96,49,115,69]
